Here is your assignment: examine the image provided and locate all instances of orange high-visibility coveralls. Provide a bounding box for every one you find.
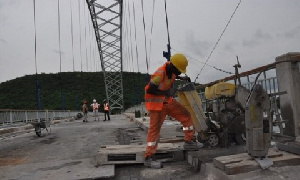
[144,62,194,158]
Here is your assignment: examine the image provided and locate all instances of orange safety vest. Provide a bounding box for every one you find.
[104,103,109,111]
[144,62,176,111]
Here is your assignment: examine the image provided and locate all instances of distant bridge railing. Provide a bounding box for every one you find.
[0,109,81,126]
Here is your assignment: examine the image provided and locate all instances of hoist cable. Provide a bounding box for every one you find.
[58,0,65,110]
[194,0,242,83]
[58,0,62,74]
[78,0,83,71]
[33,0,37,75]
[127,1,135,72]
[164,0,171,61]
[69,0,75,72]
[164,0,171,47]
[33,0,41,110]
[132,2,140,73]
[124,2,131,72]
[141,0,149,73]
[87,6,93,72]
[123,2,130,72]
[83,3,88,71]
[148,0,156,65]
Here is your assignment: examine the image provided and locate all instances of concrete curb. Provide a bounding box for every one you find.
[0,117,76,136]
[0,124,33,135]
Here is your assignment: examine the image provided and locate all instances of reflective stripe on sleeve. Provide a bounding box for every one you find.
[182,125,194,131]
[147,141,157,146]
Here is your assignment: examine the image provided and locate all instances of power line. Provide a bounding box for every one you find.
[194,0,242,83]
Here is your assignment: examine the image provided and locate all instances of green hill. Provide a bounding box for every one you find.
[0,72,150,111]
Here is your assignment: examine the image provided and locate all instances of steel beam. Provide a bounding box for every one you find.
[86,0,124,113]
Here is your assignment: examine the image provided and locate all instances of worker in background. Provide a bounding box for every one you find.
[91,99,100,121]
[82,100,88,122]
[103,100,110,121]
[144,53,203,169]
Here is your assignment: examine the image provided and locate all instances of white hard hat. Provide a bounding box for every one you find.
[93,99,96,103]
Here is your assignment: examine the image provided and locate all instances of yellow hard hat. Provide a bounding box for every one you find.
[170,53,188,73]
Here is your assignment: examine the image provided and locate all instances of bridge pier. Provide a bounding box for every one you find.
[275,52,300,138]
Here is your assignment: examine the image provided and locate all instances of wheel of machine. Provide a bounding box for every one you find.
[234,133,246,145]
[35,124,41,137]
[207,134,219,147]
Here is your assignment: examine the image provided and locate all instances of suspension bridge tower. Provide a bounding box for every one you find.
[86,0,124,113]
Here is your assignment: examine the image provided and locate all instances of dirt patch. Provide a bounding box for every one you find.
[0,157,27,166]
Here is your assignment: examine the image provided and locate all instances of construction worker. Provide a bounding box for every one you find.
[144,53,203,168]
[91,99,100,121]
[103,100,110,121]
[82,101,88,122]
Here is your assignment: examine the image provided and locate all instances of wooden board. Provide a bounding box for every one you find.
[96,143,183,165]
[213,149,300,175]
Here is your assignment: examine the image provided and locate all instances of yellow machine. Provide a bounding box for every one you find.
[177,82,248,147]
[204,82,235,100]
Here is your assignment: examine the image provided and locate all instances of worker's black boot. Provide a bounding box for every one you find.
[144,156,163,169]
[183,140,203,150]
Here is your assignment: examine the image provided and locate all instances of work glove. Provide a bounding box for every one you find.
[165,88,176,97]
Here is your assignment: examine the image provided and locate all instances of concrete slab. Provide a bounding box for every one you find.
[0,158,115,180]
[204,162,300,180]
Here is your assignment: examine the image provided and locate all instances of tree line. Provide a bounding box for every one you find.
[0,72,149,111]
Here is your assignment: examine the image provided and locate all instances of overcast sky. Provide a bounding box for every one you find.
[0,0,300,84]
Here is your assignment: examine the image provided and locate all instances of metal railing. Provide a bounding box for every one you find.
[0,109,81,126]
[242,77,278,94]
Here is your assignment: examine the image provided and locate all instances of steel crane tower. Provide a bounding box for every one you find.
[86,0,124,113]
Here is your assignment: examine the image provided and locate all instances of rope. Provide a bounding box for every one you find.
[194,0,242,83]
